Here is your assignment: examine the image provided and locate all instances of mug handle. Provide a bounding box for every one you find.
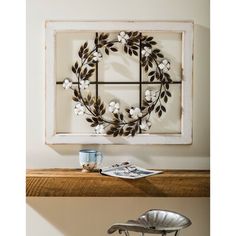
[96,151,103,166]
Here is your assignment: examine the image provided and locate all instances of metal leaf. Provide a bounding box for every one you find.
[161,91,165,98]
[119,128,124,136]
[155,105,160,113]
[164,96,168,103]
[166,91,171,97]
[148,61,153,68]
[135,124,139,132]
[153,49,160,54]
[74,62,78,69]
[110,47,118,52]
[86,118,93,123]
[98,33,103,40]
[129,48,132,56]
[124,45,128,53]
[114,113,119,119]
[146,36,153,42]
[74,89,79,97]
[132,31,139,37]
[107,130,114,135]
[164,73,170,79]
[72,96,79,102]
[100,103,104,110]
[72,66,76,73]
[84,49,89,55]
[126,127,133,131]
[131,46,139,50]
[96,97,101,105]
[105,47,109,55]
[107,43,114,47]
[125,108,130,113]
[110,126,117,131]
[148,71,155,76]
[87,93,91,101]
[157,53,164,58]
[133,50,138,56]
[92,117,98,122]
[113,130,119,137]
[131,129,136,137]
[150,41,157,45]
[88,63,95,67]
[161,105,166,112]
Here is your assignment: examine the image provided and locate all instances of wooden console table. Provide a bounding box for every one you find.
[26,169,209,197]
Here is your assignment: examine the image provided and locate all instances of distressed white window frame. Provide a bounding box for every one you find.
[45,21,193,145]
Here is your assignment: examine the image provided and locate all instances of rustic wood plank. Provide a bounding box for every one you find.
[26,169,210,197]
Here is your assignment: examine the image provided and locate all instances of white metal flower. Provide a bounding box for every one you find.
[79,80,90,90]
[117,31,129,44]
[74,103,85,115]
[95,124,105,134]
[93,51,103,62]
[158,59,171,73]
[140,119,152,131]
[129,107,142,119]
[141,47,152,57]
[62,78,72,90]
[145,90,156,102]
[108,101,120,114]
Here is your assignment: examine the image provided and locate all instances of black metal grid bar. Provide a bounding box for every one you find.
[139,33,142,133]
[57,81,181,85]
[95,32,99,100]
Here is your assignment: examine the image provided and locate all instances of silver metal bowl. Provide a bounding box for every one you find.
[107,209,191,235]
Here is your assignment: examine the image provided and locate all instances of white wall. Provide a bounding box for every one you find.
[26,0,210,235]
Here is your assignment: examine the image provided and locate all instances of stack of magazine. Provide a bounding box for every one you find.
[100,162,163,179]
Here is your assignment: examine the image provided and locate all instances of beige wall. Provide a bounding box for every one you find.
[27,198,210,236]
[27,0,210,170]
[27,0,210,235]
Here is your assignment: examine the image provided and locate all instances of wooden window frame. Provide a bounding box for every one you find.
[45,21,193,144]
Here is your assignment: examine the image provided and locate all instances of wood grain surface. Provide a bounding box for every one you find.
[26,169,210,197]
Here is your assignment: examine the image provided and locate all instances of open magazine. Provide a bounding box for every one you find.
[100,162,163,179]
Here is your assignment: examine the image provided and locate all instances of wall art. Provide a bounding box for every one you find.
[45,21,193,144]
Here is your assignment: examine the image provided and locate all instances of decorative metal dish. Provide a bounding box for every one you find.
[107,209,191,236]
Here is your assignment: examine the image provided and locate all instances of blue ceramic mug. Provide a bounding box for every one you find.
[79,149,103,172]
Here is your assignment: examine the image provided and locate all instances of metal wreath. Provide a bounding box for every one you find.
[62,31,172,137]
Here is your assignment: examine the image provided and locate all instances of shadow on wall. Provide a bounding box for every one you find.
[49,24,210,168]
[26,197,210,236]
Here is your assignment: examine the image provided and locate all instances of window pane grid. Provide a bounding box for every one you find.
[56,31,182,135]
